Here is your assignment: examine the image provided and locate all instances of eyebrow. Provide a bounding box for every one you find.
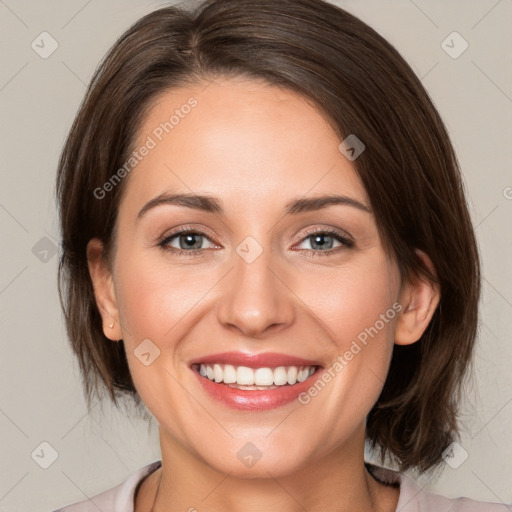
[136,192,372,219]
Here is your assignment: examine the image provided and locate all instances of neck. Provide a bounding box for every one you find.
[139,426,399,512]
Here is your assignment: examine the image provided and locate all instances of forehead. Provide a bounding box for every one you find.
[123,77,369,215]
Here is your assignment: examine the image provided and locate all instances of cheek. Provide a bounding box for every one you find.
[114,251,205,343]
[300,256,399,350]
[299,258,400,423]
[296,253,400,414]
[112,251,207,422]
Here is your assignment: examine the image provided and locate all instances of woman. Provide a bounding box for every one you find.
[50,0,509,510]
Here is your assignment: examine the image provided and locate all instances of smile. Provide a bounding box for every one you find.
[192,363,317,389]
[190,361,323,410]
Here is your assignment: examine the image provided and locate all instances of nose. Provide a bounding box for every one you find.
[216,241,296,338]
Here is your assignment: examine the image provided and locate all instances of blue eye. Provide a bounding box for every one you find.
[159,229,215,256]
[158,227,354,257]
[296,229,354,256]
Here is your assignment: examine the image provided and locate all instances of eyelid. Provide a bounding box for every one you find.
[158,224,219,249]
[159,224,217,241]
[292,225,354,246]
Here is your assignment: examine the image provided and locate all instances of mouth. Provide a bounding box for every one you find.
[189,355,324,410]
[191,363,319,389]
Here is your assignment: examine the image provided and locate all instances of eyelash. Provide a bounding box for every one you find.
[158,225,354,258]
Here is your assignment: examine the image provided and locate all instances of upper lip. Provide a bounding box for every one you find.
[189,352,323,369]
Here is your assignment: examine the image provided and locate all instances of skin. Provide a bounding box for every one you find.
[87,77,440,512]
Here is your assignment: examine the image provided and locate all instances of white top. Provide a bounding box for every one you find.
[50,460,510,511]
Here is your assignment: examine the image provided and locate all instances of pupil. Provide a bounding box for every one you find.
[311,234,333,250]
[181,234,201,250]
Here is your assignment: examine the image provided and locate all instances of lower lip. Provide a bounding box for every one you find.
[191,366,322,410]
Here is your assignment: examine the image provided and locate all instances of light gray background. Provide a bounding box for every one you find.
[0,0,511,511]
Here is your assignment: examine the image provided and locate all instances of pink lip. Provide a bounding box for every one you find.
[188,351,323,369]
[188,352,324,411]
[191,366,323,411]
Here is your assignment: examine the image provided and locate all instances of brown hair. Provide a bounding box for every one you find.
[56,0,481,474]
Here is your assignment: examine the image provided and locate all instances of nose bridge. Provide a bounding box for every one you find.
[216,234,295,337]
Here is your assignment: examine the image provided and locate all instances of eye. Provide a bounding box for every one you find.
[158,228,217,256]
[294,228,354,257]
[158,226,354,257]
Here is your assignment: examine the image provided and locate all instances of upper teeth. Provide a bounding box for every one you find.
[198,364,316,386]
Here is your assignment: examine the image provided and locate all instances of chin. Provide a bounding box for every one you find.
[196,438,312,479]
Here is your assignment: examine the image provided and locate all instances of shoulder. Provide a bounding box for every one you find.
[47,460,162,512]
[366,462,511,512]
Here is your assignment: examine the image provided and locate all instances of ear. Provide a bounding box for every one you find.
[394,249,441,345]
[86,238,123,341]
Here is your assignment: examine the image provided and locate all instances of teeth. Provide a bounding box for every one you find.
[237,366,255,385]
[197,363,317,386]
[213,364,223,383]
[254,368,274,386]
[223,364,237,384]
[274,366,288,385]
[297,368,309,383]
[287,366,297,385]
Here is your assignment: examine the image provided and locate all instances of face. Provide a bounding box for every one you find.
[92,77,410,478]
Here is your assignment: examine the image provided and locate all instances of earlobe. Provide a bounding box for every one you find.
[86,238,122,341]
[394,249,441,346]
